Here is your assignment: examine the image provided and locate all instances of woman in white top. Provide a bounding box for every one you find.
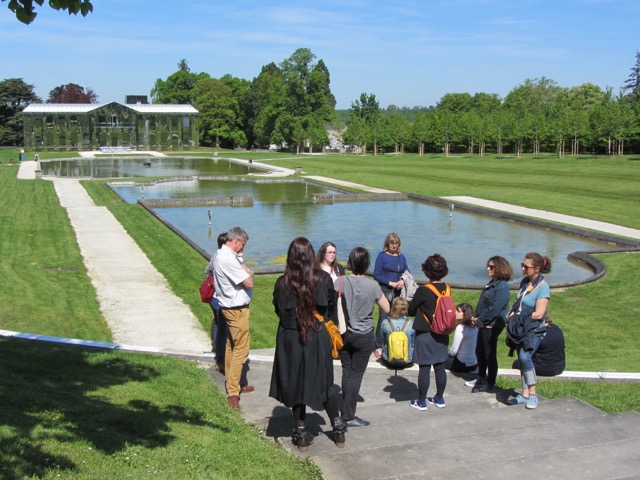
[317,241,345,282]
[445,303,478,374]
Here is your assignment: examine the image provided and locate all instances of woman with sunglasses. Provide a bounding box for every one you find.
[508,252,552,409]
[465,256,513,392]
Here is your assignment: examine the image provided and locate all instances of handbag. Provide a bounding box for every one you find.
[336,276,349,334]
[313,310,343,358]
[199,275,215,303]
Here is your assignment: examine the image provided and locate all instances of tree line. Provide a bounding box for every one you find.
[2,48,639,155]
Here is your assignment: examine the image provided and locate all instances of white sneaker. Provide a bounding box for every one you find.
[464,379,477,387]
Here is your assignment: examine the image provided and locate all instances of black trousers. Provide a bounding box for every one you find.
[339,330,374,421]
[476,326,503,385]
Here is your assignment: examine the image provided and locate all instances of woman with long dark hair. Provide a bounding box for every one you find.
[269,237,346,451]
[317,241,345,281]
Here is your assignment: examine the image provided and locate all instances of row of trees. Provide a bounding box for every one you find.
[345,78,638,157]
[2,48,639,154]
[148,50,640,156]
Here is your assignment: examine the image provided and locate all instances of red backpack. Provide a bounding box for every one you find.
[421,283,456,335]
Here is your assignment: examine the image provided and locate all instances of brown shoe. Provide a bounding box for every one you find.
[241,385,255,393]
[227,395,240,409]
[215,363,225,375]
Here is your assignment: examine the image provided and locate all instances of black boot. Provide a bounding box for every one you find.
[332,417,346,448]
[292,421,313,452]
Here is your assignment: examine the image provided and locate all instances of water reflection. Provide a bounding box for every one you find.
[40,157,253,178]
[113,179,340,204]
[152,198,611,286]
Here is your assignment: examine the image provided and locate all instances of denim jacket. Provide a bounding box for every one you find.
[475,279,510,328]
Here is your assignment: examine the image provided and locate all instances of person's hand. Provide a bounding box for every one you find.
[374,348,382,359]
[396,279,405,290]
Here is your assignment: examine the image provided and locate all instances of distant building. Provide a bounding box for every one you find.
[22,101,199,151]
[125,95,150,105]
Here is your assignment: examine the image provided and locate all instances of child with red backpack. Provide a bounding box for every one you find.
[407,254,455,411]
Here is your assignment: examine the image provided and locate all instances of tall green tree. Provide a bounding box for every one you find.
[275,48,335,153]
[346,93,381,154]
[385,110,410,154]
[503,78,561,154]
[623,50,640,104]
[245,62,286,147]
[471,93,501,156]
[566,83,605,154]
[3,0,93,24]
[0,78,41,146]
[150,60,209,104]
[592,88,635,156]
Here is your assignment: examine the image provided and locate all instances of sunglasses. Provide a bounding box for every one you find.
[487,265,495,270]
[521,263,535,271]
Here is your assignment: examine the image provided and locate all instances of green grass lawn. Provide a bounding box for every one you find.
[1,150,639,478]
[0,338,321,480]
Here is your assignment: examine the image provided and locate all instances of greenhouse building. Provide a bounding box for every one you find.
[22,101,199,151]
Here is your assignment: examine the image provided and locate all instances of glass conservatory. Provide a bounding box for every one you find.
[22,102,199,151]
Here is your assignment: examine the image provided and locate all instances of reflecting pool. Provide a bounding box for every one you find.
[41,157,256,178]
[112,179,344,204]
[111,180,613,286]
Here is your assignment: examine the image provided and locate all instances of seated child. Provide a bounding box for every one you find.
[375,296,415,366]
[445,303,478,373]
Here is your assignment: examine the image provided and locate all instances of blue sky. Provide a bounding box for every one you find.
[1,0,638,109]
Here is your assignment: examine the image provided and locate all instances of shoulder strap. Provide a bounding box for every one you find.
[338,275,344,297]
[400,318,411,332]
[425,283,449,297]
[386,317,395,331]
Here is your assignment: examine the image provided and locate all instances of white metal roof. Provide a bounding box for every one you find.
[22,102,198,114]
[23,104,97,113]
[127,104,198,113]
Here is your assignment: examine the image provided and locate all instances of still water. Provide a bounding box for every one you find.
[112,179,343,203]
[110,180,612,286]
[41,157,254,178]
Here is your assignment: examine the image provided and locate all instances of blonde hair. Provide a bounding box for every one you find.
[390,296,409,319]
[383,232,401,253]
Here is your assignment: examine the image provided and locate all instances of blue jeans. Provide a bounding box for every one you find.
[517,334,544,388]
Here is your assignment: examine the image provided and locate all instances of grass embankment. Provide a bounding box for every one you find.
[0,153,320,479]
[1,150,638,477]
[0,339,321,479]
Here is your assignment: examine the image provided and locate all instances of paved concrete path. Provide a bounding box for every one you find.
[17,160,37,179]
[77,150,168,158]
[444,195,640,240]
[49,177,211,354]
[207,350,640,480]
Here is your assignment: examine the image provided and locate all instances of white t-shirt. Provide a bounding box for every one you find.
[213,244,251,308]
[448,324,478,366]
